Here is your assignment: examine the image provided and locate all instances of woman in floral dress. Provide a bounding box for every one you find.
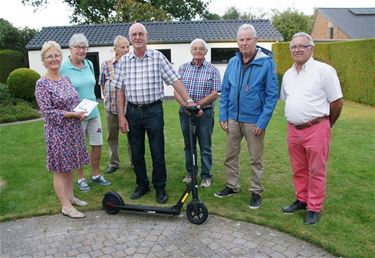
[35,41,90,219]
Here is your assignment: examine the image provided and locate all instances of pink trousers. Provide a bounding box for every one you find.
[287,119,331,212]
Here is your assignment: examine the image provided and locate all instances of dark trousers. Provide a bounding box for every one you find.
[179,107,214,179]
[126,101,166,189]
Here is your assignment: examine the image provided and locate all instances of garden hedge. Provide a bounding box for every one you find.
[0,49,26,83]
[272,39,375,106]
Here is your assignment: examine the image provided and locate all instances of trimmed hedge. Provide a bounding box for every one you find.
[273,39,375,106]
[0,49,26,83]
[7,68,40,101]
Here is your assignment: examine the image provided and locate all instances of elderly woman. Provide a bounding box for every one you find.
[35,41,89,218]
[60,33,111,191]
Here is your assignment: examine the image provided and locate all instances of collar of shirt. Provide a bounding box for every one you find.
[292,57,314,73]
[190,59,207,68]
[128,49,151,60]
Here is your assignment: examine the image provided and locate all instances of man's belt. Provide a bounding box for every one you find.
[128,100,162,109]
[291,116,328,130]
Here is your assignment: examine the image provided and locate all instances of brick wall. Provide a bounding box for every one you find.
[311,11,350,40]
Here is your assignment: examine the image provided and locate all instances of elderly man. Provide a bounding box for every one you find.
[99,35,132,173]
[113,23,196,204]
[280,32,343,225]
[215,24,279,210]
[175,38,221,188]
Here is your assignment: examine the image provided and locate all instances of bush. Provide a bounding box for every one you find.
[0,101,40,123]
[0,49,26,83]
[7,68,40,101]
[0,83,16,106]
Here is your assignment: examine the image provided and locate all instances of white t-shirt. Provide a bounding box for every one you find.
[280,57,343,124]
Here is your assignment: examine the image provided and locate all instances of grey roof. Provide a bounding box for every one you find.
[318,8,375,39]
[26,19,283,50]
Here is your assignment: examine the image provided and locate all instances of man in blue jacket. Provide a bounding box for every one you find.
[214,24,279,209]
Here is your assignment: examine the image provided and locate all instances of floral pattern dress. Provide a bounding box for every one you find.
[35,76,89,172]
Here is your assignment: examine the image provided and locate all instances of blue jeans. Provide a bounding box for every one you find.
[126,101,166,189]
[179,107,214,179]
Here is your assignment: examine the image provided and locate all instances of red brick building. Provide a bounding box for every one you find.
[311,8,375,40]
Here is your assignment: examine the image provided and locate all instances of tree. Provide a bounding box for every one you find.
[221,6,269,20]
[271,8,313,41]
[0,19,37,54]
[22,0,211,23]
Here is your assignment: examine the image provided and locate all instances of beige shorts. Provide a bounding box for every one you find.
[81,116,103,146]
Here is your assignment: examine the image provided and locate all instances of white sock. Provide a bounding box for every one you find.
[92,175,101,180]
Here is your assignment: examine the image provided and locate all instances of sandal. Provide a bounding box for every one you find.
[61,207,85,219]
[71,197,88,207]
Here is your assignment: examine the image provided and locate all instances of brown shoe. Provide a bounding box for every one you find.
[62,207,85,219]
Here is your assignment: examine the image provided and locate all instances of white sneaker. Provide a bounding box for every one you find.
[200,178,212,188]
[71,197,88,207]
[61,207,85,219]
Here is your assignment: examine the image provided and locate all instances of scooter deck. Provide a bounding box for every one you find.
[116,203,181,216]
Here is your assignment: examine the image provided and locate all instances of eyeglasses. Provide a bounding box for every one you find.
[44,54,61,60]
[289,45,312,51]
[73,46,88,51]
[192,48,206,52]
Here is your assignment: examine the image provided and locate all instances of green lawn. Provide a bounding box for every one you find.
[0,100,374,258]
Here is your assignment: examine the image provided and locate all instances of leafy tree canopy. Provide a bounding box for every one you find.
[271,8,313,41]
[0,19,37,53]
[22,0,211,23]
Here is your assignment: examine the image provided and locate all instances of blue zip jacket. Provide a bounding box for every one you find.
[219,46,279,129]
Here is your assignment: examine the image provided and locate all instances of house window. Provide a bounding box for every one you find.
[211,48,238,64]
[157,49,171,63]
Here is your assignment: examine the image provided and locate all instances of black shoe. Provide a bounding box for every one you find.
[214,186,238,198]
[131,186,150,200]
[305,211,320,225]
[106,165,118,173]
[249,192,261,209]
[282,200,307,213]
[156,188,168,204]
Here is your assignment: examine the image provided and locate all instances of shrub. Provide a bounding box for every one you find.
[0,101,40,123]
[7,68,40,101]
[0,49,26,83]
[0,83,16,106]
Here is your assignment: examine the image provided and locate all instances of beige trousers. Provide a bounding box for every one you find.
[106,111,132,167]
[224,119,264,194]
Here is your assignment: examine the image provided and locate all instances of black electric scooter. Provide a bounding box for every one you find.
[102,106,208,225]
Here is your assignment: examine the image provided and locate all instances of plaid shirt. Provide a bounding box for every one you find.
[99,57,120,114]
[178,60,221,108]
[113,49,179,104]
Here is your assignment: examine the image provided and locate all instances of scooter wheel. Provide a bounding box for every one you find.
[102,192,124,214]
[186,202,208,225]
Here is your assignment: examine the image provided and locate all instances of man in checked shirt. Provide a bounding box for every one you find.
[175,38,221,188]
[99,35,132,174]
[113,23,196,204]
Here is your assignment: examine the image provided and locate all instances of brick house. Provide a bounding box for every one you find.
[311,8,375,40]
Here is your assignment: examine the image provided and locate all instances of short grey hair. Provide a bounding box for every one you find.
[68,33,89,48]
[190,38,208,51]
[291,32,315,47]
[128,23,147,36]
[114,35,128,47]
[237,24,257,39]
[40,41,62,62]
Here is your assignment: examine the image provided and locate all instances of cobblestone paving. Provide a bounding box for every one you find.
[1,211,335,257]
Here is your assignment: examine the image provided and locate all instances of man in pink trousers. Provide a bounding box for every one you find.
[280,32,344,225]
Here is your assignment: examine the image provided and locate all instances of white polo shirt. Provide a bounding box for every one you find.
[280,57,343,124]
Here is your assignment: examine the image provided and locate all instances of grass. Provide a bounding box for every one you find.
[0,100,374,258]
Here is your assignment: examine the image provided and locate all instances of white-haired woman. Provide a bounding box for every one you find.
[60,33,111,192]
[35,40,89,218]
